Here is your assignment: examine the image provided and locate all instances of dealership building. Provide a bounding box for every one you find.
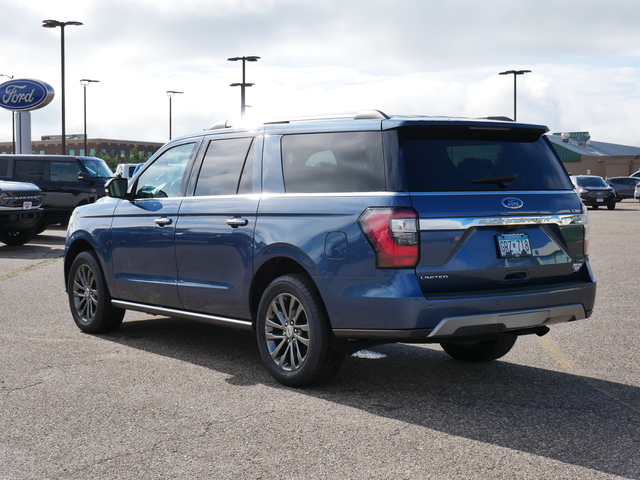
[547,132,640,177]
[0,135,163,159]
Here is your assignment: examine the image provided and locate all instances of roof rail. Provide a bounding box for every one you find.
[483,116,514,122]
[354,109,390,120]
[208,109,390,130]
[207,120,231,130]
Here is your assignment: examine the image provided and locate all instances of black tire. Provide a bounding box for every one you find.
[607,203,616,210]
[0,226,37,246]
[256,274,344,387]
[36,220,47,234]
[440,333,517,362]
[67,251,125,333]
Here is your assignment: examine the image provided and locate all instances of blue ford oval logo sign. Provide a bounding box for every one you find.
[502,197,524,209]
[0,78,55,112]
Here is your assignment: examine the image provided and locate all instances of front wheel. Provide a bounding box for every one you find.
[0,226,37,246]
[67,251,125,333]
[607,203,616,210]
[440,333,517,362]
[256,274,344,387]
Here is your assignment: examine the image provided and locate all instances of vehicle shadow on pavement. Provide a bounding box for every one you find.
[100,315,639,479]
[0,227,66,259]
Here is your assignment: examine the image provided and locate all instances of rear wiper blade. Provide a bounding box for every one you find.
[469,175,516,188]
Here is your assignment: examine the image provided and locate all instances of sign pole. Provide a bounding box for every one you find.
[15,112,32,154]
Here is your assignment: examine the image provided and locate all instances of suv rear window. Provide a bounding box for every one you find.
[399,126,572,192]
[282,132,385,193]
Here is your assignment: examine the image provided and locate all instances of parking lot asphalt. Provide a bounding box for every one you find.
[1,206,639,480]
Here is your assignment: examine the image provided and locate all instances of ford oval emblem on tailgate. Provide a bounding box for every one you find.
[502,197,524,209]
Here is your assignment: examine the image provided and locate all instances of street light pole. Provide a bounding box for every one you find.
[228,56,260,117]
[80,79,99,155]
[499,69,531,121]
[43,19,83,155]
[166,91,183,140]
[0,73,15,153]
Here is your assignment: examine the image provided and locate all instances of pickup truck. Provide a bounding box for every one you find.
[0,180,43,245]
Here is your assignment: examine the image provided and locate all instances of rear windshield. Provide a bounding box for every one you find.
[399,126,573,192]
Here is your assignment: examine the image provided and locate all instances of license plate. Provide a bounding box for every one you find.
[596,198,603,202]
[496,233,532,258]
[23,201,32,210]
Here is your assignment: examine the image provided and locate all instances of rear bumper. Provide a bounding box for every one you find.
[322,268,596,341]
[333,303,588,341]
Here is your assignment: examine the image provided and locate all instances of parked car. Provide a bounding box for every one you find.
[0,180,43,245]
[631,171,640,178]
[635,183,640,202]
[606,176,640,201]
[0,155,113,229]
[570,175,616,209]
[115,163,142,179]
[64,110,596,387]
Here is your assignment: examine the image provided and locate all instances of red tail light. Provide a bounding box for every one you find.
[358,207,419,268]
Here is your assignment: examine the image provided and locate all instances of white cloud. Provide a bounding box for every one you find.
[2,0,640,147]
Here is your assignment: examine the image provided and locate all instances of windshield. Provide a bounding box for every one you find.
[79,158,114,178]
[575,176,608,188]
[399,126,573,192]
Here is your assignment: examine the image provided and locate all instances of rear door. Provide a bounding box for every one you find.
[174,135,261,319]
[397,124,587,296]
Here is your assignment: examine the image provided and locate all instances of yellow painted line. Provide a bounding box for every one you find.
[538,335,576,369]
[538,335,640,415]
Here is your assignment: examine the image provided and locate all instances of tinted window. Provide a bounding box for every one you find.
[399,126,573,191]
[0,158,8,177]
[79,158,113,178]
[281,132,385,193]
[14,160,45,182]
[50,161,80,182]
[194,137,254,196]
[135,143,196,198]
[575,176,607,187]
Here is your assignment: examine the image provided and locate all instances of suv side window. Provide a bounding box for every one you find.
[194,137,255,196]
[0,158,8,177]
[15,160,45,182]
[281,132,385,193]
[135,142,196,198]
[50,161,80,182]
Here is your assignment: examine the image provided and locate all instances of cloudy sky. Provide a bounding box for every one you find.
[2,0,640,147]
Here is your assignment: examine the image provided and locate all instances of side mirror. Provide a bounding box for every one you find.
[105,177,129,199]
[78,172,93,183]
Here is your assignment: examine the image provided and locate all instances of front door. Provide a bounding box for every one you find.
[110,141,199,307]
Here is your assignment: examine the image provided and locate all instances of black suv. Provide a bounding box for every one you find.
[65,110,596,386]
[0,180,43,245]
[0,155,113,229]
[570,175,616,209]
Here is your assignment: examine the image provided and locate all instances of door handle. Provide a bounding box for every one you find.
[226,217,249,228]
[154,217,173,226]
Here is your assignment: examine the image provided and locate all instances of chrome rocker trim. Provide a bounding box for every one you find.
[111,300,254,330]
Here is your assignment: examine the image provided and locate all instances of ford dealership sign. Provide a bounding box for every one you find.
[0,78,54,112]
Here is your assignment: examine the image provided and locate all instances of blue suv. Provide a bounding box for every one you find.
[64,110,596,386]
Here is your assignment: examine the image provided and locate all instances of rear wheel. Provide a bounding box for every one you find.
[256,274,344,387]
[0,226,37,246]
[440,333,517,362]
[68,251,125,333]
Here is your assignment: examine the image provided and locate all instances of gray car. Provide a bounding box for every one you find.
[606,176,640,201]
